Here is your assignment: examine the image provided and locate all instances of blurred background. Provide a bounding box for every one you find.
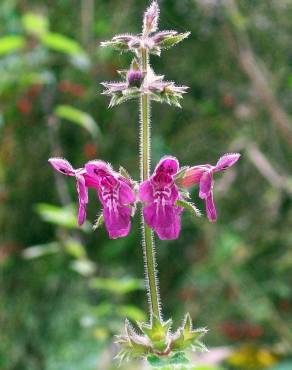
[0,0,292,369]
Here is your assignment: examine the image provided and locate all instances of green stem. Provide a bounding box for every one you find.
[140,47,161,321]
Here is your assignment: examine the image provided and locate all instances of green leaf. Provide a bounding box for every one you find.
[89,277,144,294]
[159,32,190,50]
[22,242,59,259]
[22,13,49,36]
[147,352,190,367]
[35,203,90,230]
[118,305,146,322]
[176,199,201,217]
[40,32,84,56]
[0,36,25,56]
[70,259,96,276]
[64,239,86,259]
[55,105,100,138]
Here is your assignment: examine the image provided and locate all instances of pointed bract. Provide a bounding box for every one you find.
[171,313,208,352]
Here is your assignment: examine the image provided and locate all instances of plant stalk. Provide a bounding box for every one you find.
[140,47,161,321]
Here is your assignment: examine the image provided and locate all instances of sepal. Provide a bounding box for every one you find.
[176,199,201,217]
[144,70,189,107]
[139,315,172,351]
[150,84,189,108]
[151,31,190,52]
[119,166,132,182]
[171,313,208,352]
[100,34,140,53]
[115,320,152,363]
[108,88,141,108]
[93,213,104,230]
[174,166,190,181]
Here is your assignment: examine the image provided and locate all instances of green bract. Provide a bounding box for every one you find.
[116,314,207,364]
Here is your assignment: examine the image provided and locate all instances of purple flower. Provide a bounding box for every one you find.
[85,161,136,239]
[177,153,240,222]
[101,61,144,107]
[139,156,183,240]
[127,69,144,88]
[48,157,99,226]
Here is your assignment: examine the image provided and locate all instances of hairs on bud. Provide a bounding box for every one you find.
[143,1,160,35]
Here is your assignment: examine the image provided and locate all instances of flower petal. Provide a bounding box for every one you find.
[205,192,217,222]
[156,206,182,240]
[85,160,112,178]
[215,153,241,172]
[143,202,182,240]
[77,203,86,226]
[143,203,157,228]
[48,157,75,176]
[76,174,88,225]
[199,171,213,199]
[154,156,179,176]
[76,173,88,204]
[139,180,154,202]
[119,181,136,205]
[103,204,131,239]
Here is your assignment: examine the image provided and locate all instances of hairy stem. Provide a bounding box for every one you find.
[140,47,161,321]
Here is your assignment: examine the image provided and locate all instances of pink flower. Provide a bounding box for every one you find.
[85,161,136,239]
[139,156,183,240]
[48,158,99,225]
[177,153,240,222]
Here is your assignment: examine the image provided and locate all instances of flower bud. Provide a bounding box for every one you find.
[143,1,160,35]
[127,70,144,88]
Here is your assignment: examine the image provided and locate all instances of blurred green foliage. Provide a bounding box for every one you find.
[0,0,292,369]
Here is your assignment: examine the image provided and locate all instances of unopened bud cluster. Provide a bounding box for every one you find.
[101,1,190,108]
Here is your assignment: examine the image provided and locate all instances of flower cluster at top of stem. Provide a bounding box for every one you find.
[101,1,190,108]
